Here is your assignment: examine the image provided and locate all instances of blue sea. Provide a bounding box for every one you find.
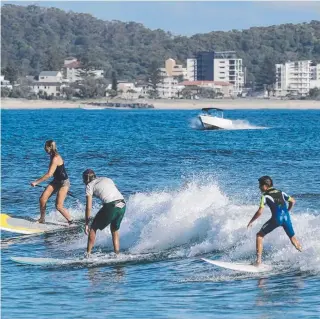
[1,108,320,319]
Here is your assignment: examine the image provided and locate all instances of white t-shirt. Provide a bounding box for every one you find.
[86,177,124,204]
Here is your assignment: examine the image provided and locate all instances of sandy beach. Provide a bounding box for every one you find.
[1,97,319,110]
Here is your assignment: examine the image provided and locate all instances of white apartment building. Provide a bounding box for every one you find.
[187,59,196,81]
[213,58,244,95]
[275,60,316,96]
[157,77,184,99]
[157,59,188,98]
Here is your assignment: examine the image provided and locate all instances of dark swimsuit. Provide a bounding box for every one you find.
[50,163,70,188]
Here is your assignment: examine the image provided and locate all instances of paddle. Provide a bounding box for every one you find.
[35,184,79,199]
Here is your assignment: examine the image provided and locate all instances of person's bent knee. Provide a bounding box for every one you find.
[110,224,119,233]
[55,204,64,212]
[256,231,265,238]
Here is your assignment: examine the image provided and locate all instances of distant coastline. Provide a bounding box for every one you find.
[1,98,320,110]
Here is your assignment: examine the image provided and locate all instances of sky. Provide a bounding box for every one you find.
[2,1,320,35]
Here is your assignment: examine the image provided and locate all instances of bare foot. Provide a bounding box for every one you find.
[251,260,262,267]
[296,245,302,252]
[67,219,74,226]
[37,218,45,224]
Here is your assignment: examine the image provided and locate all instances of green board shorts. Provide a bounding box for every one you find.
[91,200,126,231]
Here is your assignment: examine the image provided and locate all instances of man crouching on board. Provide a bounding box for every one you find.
[247,176,302,265]
[82,169,126,256]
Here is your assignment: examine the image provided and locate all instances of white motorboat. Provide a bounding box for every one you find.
[198,108,233,130]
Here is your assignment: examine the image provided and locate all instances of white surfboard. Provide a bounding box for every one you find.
[1,213,77,235]
[202,258,272,273]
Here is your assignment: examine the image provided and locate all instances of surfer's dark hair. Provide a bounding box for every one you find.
[258,176,273,187]
[82,169,96,184]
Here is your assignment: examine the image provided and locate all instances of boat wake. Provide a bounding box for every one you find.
[190,117,266,130]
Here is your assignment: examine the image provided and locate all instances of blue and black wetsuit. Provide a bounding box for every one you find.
[259,187,295,238]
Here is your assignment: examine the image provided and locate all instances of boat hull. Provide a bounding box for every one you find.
[199,115,233,130]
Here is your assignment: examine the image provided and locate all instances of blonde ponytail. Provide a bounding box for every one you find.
[44,140,58,156]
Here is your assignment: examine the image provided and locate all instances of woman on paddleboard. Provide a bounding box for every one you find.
[30,140,73,224]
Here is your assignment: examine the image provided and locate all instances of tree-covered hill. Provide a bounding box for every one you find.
[1,4,320,87]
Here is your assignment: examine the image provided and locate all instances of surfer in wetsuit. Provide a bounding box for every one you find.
[247,176,302,265]
[30,140,73,224]
[82,169,126,256]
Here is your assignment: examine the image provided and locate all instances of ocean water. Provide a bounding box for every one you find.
[1,108,320,319]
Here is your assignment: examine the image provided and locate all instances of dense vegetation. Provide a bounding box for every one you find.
[1,4,320,90]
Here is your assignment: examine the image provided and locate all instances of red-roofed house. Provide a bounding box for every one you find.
[181,80,234,97]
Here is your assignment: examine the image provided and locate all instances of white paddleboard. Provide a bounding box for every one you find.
[1,213,76,235]
[11,252,150,267]
[11,256,67,266]
[202,258,272,273]
[11,255,107,266]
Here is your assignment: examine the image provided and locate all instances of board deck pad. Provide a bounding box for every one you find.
[201,258,273,273]
[1,213,75,235]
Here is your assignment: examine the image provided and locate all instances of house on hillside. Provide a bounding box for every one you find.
[39,71,63,83]
[62,57,104,83]
[33,71,66,97]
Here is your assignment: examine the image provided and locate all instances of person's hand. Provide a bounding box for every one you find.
[85,224,89,235]
[30,181,37,187]
[247,222,253,229]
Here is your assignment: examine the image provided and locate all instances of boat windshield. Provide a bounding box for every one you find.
[201,108,224,118]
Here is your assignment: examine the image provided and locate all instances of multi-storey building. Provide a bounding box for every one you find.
[157,76,184,99]
[186,59,196,81]
[188,51,244,95]
[310,62,320,89]
[159,58,187,80]
[158,59,187,98]
[275,60,320,96]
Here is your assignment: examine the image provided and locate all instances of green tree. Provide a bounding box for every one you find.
[111,71,118,92]
[106,89,117,98]
[147,61,162,98]
[1,87,11,97]
[2,65,19,84]
[255,56,276,92]
[308,87,320,100]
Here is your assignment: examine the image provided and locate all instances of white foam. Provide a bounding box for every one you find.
[190,116,266,130]
[228,119,266,130]
[53,178,320,274]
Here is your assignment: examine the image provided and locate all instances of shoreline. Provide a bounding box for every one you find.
[1,98,320,110]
